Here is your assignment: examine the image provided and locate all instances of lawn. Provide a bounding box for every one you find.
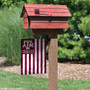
[0,70,90,90]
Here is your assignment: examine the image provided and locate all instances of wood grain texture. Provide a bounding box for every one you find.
[24,17,28,23]
[21,4,71,30]
[27,11,71,17]
[24,16,68,29]
[25,8,70,17]
[48,34,58,90]
[25,8,69,12]
[20,4,71,17]
[23,17,28,29]
[30,21,68,29]
[24,23,28,29]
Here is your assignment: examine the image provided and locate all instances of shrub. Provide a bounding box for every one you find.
[58,33,87,60]
[78,15,90,63]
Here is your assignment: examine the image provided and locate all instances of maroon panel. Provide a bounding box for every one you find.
[21,39,46,75]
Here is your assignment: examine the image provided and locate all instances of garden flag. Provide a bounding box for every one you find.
[21,39,46,75]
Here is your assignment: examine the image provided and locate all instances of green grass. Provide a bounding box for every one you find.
[0,70,90,90]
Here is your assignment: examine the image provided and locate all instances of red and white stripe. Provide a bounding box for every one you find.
[21,39,46,75]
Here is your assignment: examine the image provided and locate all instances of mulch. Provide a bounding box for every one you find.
[0,57,90,80]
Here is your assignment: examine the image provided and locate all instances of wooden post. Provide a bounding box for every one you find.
[48,34,58,90]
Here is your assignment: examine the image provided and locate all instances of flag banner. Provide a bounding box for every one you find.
[21,39,46,75]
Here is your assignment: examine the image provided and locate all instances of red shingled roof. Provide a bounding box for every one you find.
[21,4,71,17]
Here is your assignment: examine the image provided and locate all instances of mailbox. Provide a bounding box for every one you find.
[20,4,71,35]
[20,4,71,90]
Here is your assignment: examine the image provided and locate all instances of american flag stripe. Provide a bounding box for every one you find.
[21,39,46,75]
[25,54,27,75]
[39,39,41,74]
[23,54,25,75]
[35,39,37,74]
[31,54,33,74]
[27,54,29,75]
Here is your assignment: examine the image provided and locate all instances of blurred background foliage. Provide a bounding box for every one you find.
[0,0,90,64]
